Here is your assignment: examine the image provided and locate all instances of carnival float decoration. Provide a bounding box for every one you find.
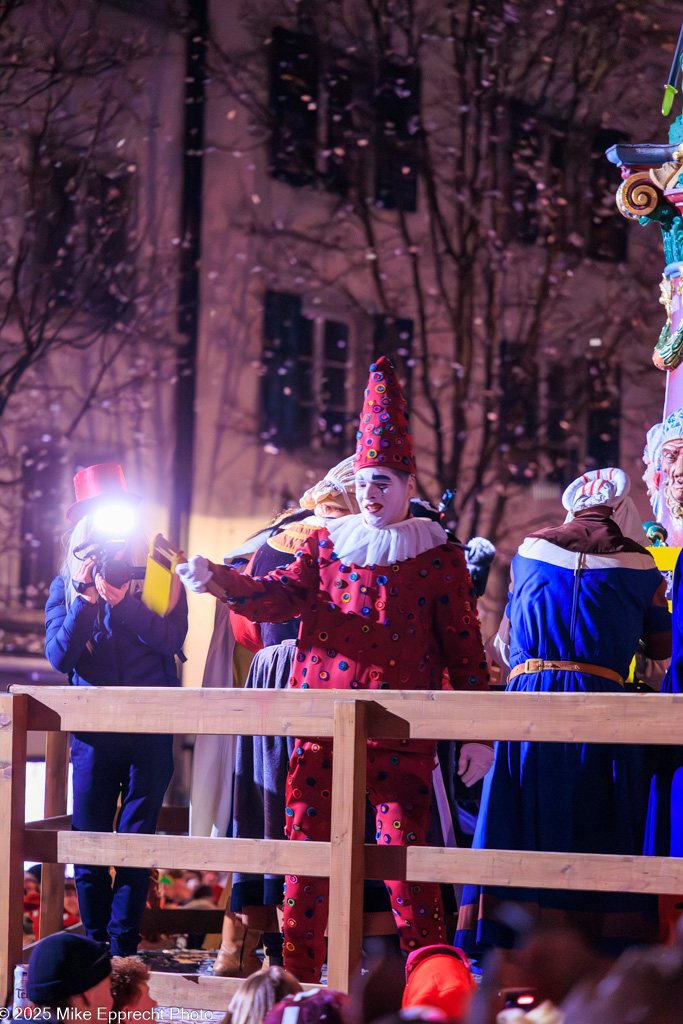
[608,25,683,544]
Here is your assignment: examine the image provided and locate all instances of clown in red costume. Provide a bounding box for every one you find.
[178,357,491,980]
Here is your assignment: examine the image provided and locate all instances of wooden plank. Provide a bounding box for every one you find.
[0,694,27,1005]
[364,845,683,894]
[25,814,72,831]
[139,907,225,932]
[44,731,69,815]
[147,973,320,1011]
[22,921,85,963]
[24,829,59,864]
[157,805,190,834]
[21,694,62,732]
[148,973,241,1012]
[363,702,409,741]
[39,730,69,939]
[326,700,367,993]
[12,685,683,745]
[53,833,331,876]
[30,829,683,900]
[13,685,340,737]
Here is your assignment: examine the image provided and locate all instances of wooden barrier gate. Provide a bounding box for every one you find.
[3,685,683,1010]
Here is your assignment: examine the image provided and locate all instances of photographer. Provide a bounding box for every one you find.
[44,463,188,956]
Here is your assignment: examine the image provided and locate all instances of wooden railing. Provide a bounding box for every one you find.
[3,685,683,1010]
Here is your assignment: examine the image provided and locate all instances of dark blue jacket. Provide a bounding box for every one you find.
[45,575,188,687]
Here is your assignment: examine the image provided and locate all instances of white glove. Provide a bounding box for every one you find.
[175,555,213,593]
[458,742,495,787]
[465,536,496,568]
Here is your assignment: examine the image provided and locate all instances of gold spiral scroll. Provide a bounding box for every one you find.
[616,172,660,219]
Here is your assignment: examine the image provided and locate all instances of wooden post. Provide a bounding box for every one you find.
[39,731,69,939]
[326,700,367,993]
[0,694,27,1004]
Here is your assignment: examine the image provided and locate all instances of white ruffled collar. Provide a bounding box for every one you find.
[325,513,447,565]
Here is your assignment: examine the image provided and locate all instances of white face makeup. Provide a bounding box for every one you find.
[355,467,415,528]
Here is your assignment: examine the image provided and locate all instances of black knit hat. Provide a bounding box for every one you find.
[27,933,111,1005]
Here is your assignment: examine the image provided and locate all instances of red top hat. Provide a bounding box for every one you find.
[65,463,141,523]
[354,355,416,475]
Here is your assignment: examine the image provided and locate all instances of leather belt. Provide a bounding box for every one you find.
[508,659,624,686]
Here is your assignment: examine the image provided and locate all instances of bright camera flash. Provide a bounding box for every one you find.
[93,504,136,537]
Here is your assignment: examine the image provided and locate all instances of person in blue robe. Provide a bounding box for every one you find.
[456,473,671,958]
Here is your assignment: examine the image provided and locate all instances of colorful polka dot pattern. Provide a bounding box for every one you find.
[225,533,489,696]
[354,355,416,475]
[281,738,446,981]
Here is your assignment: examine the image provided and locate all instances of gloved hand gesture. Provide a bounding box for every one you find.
[457,742,495,787]
[175,555,213,593]
[464,536,496,569]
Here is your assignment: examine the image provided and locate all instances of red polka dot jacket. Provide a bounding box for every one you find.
[219,528,490,693]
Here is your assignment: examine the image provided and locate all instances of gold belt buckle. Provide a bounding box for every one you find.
[524,658,544,673]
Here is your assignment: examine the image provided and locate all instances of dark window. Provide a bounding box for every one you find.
[268,27,319,187]
[545,355,620,482]
[509,111,543,244]
[585,358,620,467]
[319,320,349,451]
[19,447,64,606]
[374,62,421,212]
[507,102,567,246]
[34,150,135,319]
[325,62,354,193]
[98,0,182,23]
[498,339,539,481]
[545,363,580,486]
[261,292,351,452]
[261,291,313,449]
[587,129,628,263]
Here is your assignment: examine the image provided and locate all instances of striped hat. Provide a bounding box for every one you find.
[354,356,415,475]
[561,467,629,513]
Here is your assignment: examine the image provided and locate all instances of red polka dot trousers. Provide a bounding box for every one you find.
[282,738,446,981]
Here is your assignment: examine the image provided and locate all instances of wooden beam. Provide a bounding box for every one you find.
[22,694,62,732]
[24,829,59,864]
[363,702,409,741]
[22,922,84,963]
[25,814,72,831]
[50,832,331,876]
[0,694,27,1005]
[27,826,683,898]
[157,805,190,834]
[12,684,683,1008]
[139,907,225,932]
[12,685,683,745]
[147,973,320,1011]
[364,845,683,894]
[327,700,368,992]
[39,731,69,939]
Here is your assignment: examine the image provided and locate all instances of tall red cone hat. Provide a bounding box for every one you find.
[65,463,141,523]
[354,355,415,475]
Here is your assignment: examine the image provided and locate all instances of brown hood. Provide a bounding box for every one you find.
[528,505,649,555]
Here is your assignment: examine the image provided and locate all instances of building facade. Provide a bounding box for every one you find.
[0,0,676,675]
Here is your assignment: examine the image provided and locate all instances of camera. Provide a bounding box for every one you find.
[95,547,146,589]
[74,538,146,590]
